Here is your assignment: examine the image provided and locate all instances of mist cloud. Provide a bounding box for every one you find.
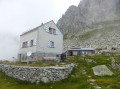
[0,32,19,60]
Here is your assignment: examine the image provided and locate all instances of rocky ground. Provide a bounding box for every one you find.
[57,0,120,51]
[0,55,120,89]
[63,20,120,51]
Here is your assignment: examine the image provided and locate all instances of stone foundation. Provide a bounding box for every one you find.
[0,64,74,83]
[18,53,59,62]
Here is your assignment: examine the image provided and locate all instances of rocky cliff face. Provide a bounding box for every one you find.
[57,0,120,50]
[57,5,82,35]
[78,0,120,24]
[57,0,120,34]
[63,20,120,50]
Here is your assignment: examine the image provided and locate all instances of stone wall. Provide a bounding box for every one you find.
[0,64,74,83]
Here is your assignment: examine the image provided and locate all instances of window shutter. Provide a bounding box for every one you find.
[46,27,49,32]
[44,25,49,32]
[54,43,56,48]
[28,41,30,47]
[20,43,23,48]
[33,39,37,46]
[47,41,50,47]
[56,30,59,35]
[53,28,56,35]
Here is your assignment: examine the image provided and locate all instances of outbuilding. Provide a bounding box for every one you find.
[67,48,95,56]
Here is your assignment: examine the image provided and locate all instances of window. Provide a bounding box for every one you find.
[53,28,56,35]
[22,41,28,48]
[82,51,85,55]
[22,42,25,48]
[47,27,56,35]
[30,40,34,47]
[50,41,54,48]
[44,25,49,32]
[22,39,37,48]
[33,39,37,46]
[49,27,52,34]
[48,41,55,48]
[82,51,88,55]
[73,51,78,56]
[25,42,28,48]
[44,25,58,35]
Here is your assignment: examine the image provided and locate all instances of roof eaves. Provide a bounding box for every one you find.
[20,20,54,36]
[69,48,95,51]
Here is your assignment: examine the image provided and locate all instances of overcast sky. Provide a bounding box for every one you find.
[0,0,81,60]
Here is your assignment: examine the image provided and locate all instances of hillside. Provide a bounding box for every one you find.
[63,20,120,50]
[57,0,120,50]
[0,55,120,89]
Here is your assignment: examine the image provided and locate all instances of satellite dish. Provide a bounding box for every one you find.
[27,51,32,57]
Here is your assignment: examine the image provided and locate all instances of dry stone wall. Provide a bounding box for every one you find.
[0,64,74,83]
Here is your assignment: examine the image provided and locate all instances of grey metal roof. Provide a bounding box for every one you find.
[69,48,95,51]
[20,20,54,36]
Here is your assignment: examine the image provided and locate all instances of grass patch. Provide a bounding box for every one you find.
[79,29,98,41]
[94,20,120,26]
[0,61,68,67]
[69,20,120,42]
[63,33,68,39]
[0,54,120,89]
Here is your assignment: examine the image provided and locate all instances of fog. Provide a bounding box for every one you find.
[0,32,19,60]
[0,0,81,60]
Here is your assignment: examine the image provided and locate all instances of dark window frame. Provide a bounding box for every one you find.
[48,27,56,35]
[49,27,52,34]
[30,40,34,47]
[53,28,56,35]
[22,41,28,48]
[50,41,54,48]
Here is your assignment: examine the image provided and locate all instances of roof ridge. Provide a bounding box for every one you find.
[20,20,54,36]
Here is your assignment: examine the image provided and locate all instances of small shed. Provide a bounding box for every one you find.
[67,48,95,56]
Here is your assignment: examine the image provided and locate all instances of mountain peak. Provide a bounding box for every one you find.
[57,0,120,50]
[57,0,120,34]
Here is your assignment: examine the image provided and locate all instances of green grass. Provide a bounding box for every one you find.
[63,20,120,41]
[66,55,120,89]
[0,55,120,89]
[68,20,120,41]
[94,20,120,26]
[0,61,68,67]
[63,33,68,39]
[79,29,99,41]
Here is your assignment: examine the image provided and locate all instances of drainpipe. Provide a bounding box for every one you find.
[36,26,39,61]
